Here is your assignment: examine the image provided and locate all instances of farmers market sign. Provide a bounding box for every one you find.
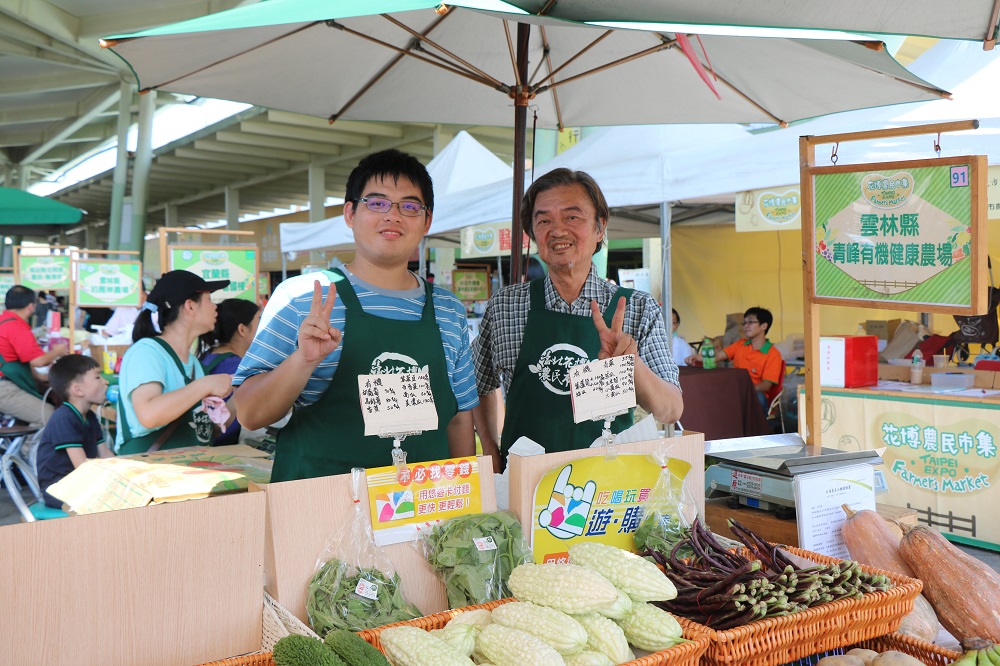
[809,156,987,314]
[0,273,14,309]
[365,457,483,546]
[18,254,70,291]
[530,454,691,563]
[75,260,142,307]
[169,246,257,303]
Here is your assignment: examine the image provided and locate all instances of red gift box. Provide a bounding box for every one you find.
[819,335,878,388]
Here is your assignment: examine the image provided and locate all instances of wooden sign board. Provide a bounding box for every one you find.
[0,492,265,665]
[805,155,987,315]
[257,455,497,625]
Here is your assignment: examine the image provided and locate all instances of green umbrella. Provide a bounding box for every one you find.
[0,187,82,234]
[102,0,948,278]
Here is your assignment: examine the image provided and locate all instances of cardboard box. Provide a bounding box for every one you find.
[820,336,879,388]
[865,319,902,341]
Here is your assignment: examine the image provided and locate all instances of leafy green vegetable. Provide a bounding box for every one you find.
[306,558,423,636]
[634,512,694,560]
[424,512,532,608]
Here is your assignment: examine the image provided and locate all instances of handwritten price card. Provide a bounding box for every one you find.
[568,354,637,423]
[358,372,438,436]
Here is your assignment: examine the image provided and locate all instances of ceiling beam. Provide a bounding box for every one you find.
[214,130,343,156]
[21,84,121,164]
[266,111,406,139]
[173,147,289,170]
[0,70,117,97]
[240,120,372,148]
[193,138,312,163]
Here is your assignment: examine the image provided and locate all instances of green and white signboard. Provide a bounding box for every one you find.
[170,246,258,303]
[810,155,987,314]
[0,273,14,309]
[18,254,71,291]
[76,261,142,307]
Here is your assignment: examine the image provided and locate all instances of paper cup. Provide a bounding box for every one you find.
[933,354,949,367]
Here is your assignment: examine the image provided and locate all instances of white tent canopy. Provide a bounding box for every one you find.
[279,130,513,253]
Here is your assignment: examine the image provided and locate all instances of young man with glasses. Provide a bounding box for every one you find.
[233,149,478,481]
[688,306,782,413]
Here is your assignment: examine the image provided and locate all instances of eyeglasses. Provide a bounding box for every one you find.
[742,319,760,326]
[357,197,428,217]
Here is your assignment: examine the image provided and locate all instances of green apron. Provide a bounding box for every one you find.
[0,317,42,398]
[500,279,635,455]
[117,337,215,455]
[271,269,457,482]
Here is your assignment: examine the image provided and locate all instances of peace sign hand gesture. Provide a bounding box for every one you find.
[591,297,638,360]
[299,280,342,364]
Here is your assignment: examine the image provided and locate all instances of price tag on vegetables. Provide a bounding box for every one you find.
[473,536,497,551]
[568,355,637,423]
[358,372,438,436]
[354,577,379,600]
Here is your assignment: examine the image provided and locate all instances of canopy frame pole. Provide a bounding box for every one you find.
[537,37,676,92]
[532,30,616,88]
[510,22,531,285]
[381,13,504,87]
[538,27,564,130]
[985,0,1000,50]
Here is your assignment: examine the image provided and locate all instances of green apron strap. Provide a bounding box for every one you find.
[201,351,235,374]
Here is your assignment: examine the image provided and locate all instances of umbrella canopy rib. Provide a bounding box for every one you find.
[538,27,564,130]
[532,29,613,88]
[503,20,522,88]
[988,0,1000,48]
[381,13,504,88]
[537,36,675,94]
[149,22,319,94]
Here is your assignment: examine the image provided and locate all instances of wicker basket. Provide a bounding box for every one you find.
[261,590,318,651]
[357,598,710,666]
[851,632,963,666]
[684,546,924,666]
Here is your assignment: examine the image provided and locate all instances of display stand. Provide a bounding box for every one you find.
[507,434,706,538]
[254,455,497,626]
[1,492,266,666]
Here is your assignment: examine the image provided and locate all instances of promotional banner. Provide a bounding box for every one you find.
[813,389,1000,549]
[18,254,71,291]
[452,268,490,301]
[75,260,142,307]
[169,246,257,303]
[366,457,483,546]
[811,156,985,311]
[736,186,802,232]
[258,273,271,298]
[460,222,533,259]
[530,454,690,563]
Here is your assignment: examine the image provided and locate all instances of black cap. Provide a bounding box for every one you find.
[147,270,229,310]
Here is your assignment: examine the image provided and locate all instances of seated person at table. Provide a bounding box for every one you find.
[686,306,782,412]
[671,308,695,367]
[472,168,683,469]
[36,355,114,508]
[199,298,261,446]
[115,271,234,454]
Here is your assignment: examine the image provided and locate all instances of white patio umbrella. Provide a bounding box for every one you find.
[102,0,949,279]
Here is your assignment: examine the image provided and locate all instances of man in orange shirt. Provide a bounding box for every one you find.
[687,306,782,413]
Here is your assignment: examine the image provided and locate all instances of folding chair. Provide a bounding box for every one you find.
[0,425,67,522]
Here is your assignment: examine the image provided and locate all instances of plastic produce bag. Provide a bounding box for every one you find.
[419,511,532,608]
[306,468,423,636]
[632,445,701,560]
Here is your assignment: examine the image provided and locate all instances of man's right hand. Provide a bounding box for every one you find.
[299,280,342,364]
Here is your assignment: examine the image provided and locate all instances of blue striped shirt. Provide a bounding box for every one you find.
[233,269,479,411]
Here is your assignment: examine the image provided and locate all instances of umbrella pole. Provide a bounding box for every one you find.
[510,22,531,284]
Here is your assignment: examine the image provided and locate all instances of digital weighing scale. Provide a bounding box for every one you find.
[704,433,886,515]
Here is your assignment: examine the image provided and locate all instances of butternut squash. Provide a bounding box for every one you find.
[897,524,1000,642]
[840,506,939,642]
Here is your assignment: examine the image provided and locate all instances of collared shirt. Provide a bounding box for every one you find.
[724,338,783,386]
[472,264,680,396]
[233,268,479,411]
[0,310,44,378]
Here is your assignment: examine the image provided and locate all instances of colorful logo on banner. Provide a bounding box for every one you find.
[76,261,142,307]
[366,457,482,545]
[19,255,70,291]
[170,248,257,303]
[736,187,802,231]
[812,158,980,308]
[452,269,490,301]
[460,223,534,258]
[530,454,690,563]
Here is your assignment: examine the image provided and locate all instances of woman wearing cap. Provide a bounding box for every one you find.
[114,271,234,455]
